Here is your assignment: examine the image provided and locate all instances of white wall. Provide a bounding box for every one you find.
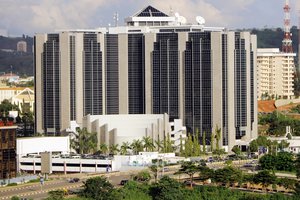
[17,136,70,156]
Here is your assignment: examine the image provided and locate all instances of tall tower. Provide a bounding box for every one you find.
[282,0,293,53]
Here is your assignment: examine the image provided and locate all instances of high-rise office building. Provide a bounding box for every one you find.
[34,6,257,151]
[257,48,295,100]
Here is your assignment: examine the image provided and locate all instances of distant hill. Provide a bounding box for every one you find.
[0,28,298,77]
[0,35,33,76]
[248,26,299,54]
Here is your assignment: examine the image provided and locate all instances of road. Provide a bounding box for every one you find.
[0,172,131,200]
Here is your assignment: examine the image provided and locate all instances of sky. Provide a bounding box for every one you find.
[0,0,299,36]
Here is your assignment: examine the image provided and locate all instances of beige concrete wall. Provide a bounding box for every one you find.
[211,32,223,149]
[178,32,188,121]
[251,34,258,140]
[118,34,129,114]
[241,32,252,141]
[34,34,47,134]
[144,33,155,114]
[59,32,71,132]
[226,32,236,151]
[74,33,84,126]
[98,34,106,114]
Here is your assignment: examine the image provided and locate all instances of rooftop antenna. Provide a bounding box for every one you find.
[113,12,119,27]
[282,0,293,53]
[169,6,174,16]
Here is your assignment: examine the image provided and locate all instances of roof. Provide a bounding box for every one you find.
[133,5,169,17]
[258,100,276,113]
[12,87,34,102]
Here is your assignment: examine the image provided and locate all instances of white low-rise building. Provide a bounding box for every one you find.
[81,114,186,151]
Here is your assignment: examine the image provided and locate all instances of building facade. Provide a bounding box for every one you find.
[17,41,27,53]
[257,48,295,100]
[34,6,257,151]
[0,126,17,180]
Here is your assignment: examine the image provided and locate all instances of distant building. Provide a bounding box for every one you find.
[257,48,295,100]
[0,73,19,83]
[17,41,27,53]
[0,87,34,112]
[0,125,17,180]
[0,87,25,103]
[11,87,35,112]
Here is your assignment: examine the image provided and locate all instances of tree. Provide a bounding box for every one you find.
[184,134,193,157]
[193,129,201,156]
[155,135,162,152]
[214,126,222,151]
[164,134,174,153]
[198,166,213,182]
[0,99,19,117]
[71,127,97,154]
[131,139,143,155]
[276,152,295,172]
[179,135,184,156]
[118,180,151,200]
[213,166,242,187]
[278,140,289,151]
[242,174,255,190]
[202,131,206,154]
[99,143,108,155]
[253,170,277,192]
[46,189,66,200]
[259,154,276,170]
[149,164,159,183]
[277,177,297,191]
[109,144,119,155]
[231,145,241,156]
[210,131,215,152]
[175,161,199,188]
[80,176,117,200]
[150,176,185,200]
[120,142,131,155]
[133,170,151,183]
[296,153,300,179]
[142,136,155,152]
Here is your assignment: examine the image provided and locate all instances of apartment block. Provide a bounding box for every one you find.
[257,48,295,99]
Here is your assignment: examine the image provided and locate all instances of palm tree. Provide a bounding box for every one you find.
[155,137,163,152]
[71,127,97,154]
[142,136,155,152]
[99,143,108,155]
[120,142,131,155]
[131,139,143,155]
[109,144,119,155]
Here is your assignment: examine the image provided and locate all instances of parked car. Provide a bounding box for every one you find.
[68,177,80,183]
[183,180,196,186]
[120,179,129,185]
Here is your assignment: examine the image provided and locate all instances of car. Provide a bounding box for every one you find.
[68,178,80,183]
[243,163,253,168]
[183,180,196,186]
[73,177,80,182]
[120,179,129,185]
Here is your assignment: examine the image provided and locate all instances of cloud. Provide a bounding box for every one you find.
[0,0,297,36]
[0,0,117,35]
